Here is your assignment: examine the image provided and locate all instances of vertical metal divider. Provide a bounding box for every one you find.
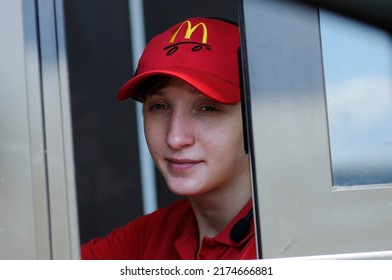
[54,0,81,260]
[128,0,158,214]
[37,0,80,259]
[237,0,263,259]
[23,0,52,259]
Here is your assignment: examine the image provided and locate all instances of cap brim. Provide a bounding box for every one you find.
[117,66,240,104]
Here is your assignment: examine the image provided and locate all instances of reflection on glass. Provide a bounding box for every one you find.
[320,10,392,186]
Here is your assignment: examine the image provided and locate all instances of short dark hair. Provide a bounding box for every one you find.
[136,75,173,102]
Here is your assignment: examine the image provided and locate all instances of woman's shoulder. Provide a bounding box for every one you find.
[80,198,192,259]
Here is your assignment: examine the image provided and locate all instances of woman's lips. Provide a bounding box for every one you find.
[166,158,203,171]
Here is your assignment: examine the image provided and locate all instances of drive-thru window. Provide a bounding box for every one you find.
[240,0,392,259]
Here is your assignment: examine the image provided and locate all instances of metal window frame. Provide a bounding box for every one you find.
[0,0,79,259]
[239,0,392,259]
[35,0,80,259]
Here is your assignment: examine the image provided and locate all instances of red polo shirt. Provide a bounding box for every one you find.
[81,199,256,260]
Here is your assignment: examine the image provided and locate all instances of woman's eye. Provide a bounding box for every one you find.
[150,103,168,111]
[200,105,218,112]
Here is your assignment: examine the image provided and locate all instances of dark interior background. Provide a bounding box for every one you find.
[63,0,238,244]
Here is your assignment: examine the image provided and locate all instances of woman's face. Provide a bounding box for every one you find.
[143,79,250,199]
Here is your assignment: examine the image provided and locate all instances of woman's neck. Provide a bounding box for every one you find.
[189,184,252,248]
[190,187,251,259]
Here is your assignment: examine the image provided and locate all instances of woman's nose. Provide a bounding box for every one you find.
[166,111,195,150]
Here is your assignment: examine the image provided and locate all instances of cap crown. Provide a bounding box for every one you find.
[117,17,240,104]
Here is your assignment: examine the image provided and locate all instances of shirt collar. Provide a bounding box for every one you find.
[213,199,254,247]
[175,199,254,258]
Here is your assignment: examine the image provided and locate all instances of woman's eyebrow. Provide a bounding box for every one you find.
[146,91,164,98]
[190,87,201,95]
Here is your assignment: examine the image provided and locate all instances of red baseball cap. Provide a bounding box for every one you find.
[117,17,240,104]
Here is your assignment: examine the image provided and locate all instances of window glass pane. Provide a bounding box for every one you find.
[320,10,392,186]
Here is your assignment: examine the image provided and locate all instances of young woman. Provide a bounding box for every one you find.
[81,17,255,260]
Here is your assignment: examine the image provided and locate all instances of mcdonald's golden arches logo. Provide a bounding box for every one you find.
[164,20,211,56]
[169,20,208,44]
